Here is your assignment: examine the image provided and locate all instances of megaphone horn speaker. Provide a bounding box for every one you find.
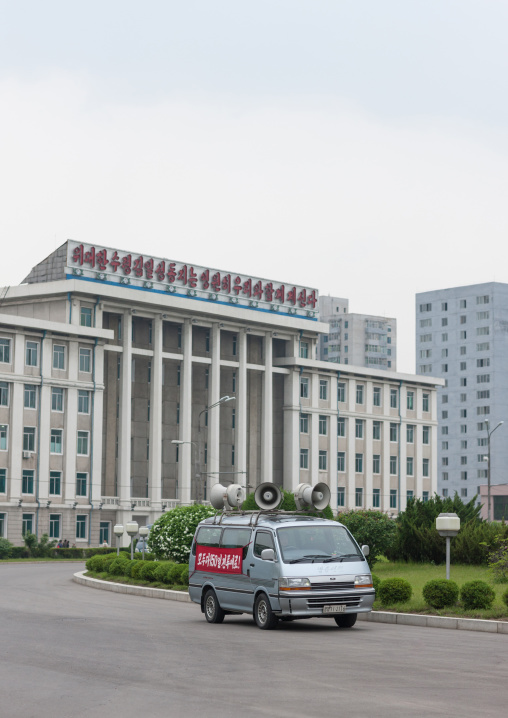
[226,484,245,508]
[254,482,282,510]
[311,482,331,511]
[210,483,228,510]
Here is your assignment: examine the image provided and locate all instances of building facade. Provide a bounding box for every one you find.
[318,295,397,370]
[0,241,440,546]
[416,283,508,510]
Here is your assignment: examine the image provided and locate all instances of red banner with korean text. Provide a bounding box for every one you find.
[195,545,243,574]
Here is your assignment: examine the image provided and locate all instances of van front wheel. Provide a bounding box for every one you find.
[334,613,357,628]
[254,594,279,630]
[204,589,225,624]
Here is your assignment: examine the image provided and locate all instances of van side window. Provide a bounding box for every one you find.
[254,531,275,558]
[194,527,222,555]
[221,528,252,559]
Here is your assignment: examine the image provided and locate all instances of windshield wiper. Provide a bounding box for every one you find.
[323,553,361,563]
[289,554,332,564]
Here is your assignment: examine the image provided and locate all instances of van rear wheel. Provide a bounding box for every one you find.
[334,613,357,628]
[204,589,225,624]
[254,594,279,630]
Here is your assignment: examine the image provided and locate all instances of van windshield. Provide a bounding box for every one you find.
[276,525,363,564]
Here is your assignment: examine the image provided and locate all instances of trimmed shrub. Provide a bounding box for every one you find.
[0,538,13,559]
[130,561,144,580]
[337,510,397,568]
[86,552,118,573]
[177,564,189,586]
[372,574,381,594]
[148,504,216,562]
[139,561,160,581]
[460,580,496,610]
[10,546,30,559]
[502,588,508,609]
[107,556,131,576]
[378,578,412,605]
[422,579,459,609]
[154,561,172,583]
[164,562,183,585]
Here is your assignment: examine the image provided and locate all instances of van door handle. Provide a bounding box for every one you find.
[250,563,255,567]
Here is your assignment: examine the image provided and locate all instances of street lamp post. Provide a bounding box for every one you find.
[125,521,139,560]
[198,395,235,503]
[484,419,504,522]
[113,524,124,556]
[139,525,149,560]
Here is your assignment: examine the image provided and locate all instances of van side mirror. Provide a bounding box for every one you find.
[361,545,370,557]
[261,548,275,561]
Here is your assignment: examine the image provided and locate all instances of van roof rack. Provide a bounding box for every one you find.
[211,508,325,526]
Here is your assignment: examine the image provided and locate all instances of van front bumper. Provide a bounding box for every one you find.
[277,589,375,617]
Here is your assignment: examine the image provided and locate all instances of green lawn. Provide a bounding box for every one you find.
[372,560,508,620]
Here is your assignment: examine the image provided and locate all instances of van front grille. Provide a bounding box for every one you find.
[310,581,355,591]
[307,593,362,609]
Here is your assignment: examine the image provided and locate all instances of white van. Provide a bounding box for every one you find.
[188,513,374,630]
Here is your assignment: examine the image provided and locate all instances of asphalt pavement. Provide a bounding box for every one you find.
[0,562,506,718]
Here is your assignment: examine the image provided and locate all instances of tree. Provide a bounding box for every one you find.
[337,510,397,568]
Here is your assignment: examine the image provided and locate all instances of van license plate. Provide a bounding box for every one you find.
[323,605,346,613]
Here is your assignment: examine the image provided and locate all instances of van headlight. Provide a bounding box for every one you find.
[279,577,311,591]
[355,574,373,588]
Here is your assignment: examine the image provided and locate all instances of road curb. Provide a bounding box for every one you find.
[357,610,508,634]
[72,570,193,602]
[73,571,508,633]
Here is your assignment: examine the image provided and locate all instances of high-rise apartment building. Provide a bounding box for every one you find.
[416,283,508,518]
[318,296,397,370]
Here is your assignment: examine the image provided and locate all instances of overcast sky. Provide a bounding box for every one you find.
[1,1,507,372]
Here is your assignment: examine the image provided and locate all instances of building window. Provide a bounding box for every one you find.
[0,424,7,451]
[390,389,398,408]
[0,338,11,363]
[51,387,64,412]
[355,488,363,508]
[356,384,364,404]
[406,425,414,443]
[355,419,364,439]
[461,424,468,433]
[0,381,8,407]
[300,448,309,469]
[373,454,380,474]
[461,472,468,481]
[419,303,432,312]
[476,295,490,305]
[355,453,363,473]
[231,335,237,356]
[49,471,61,495]
[337,417,345,437]
[50,429,63,454]
[407,391,414,410]
[299,341,309,359]
[373,387,381,407]
[300,377,309,398]
[76,515,88,540]
[422,393,429,412]
[477,342,490,352]
[76,473,87,496]
[390,455,398,475]
[319,415,328,435]
[231,408,236,429]
[77,431,89,456]
[477,406,490,416]
[460,456,467,465]
[300,413,309,433]
[232,372,237,393]
[316,450,326,471]
[231,444,235,466]
[337,452,345,472]
[22,470,34,494]
[442,426,448,435]
[319,380,328,401]
[23,427,35,452]
[442,441,448,450]
[22,513,34,535]
[53,344,65,370]
[80,307,92,327]
[373,421,381,440]
[372,488,380,508]
[0,468,5,493]
[337,382,346,402]
[49,513,61,539]
[407,490,414,503]
[442,489,449,498]
[423,491,429,502]
[337,487,345,507]
[78,390,90,414]
[24,385,37,409]
[79,348,91,373]
[26,341,39,367]
[389,423,398,442]
[390,489,397,509]
[442,411,448,419]
[422,426,430,445]
[422,458,429,477]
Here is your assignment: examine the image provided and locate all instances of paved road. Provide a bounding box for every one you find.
[0,563,506,718]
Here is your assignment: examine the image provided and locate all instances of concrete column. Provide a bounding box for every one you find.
[346,416,355,509]
[37,336,53,502]
[328,380,338,512]
[208,324,221,494]
[262,332,273,483]
[118,312,132,507]
[365,418,373,510]
[148,316,163,508]
[399,423,407,512]
[64,340,79,506]
[237,329,248,484]
[430,423,438,497]
[178,319,192,504]
[9,334,25,501]
[283,369,300,492]
[311,411,319,485]
[91,343,104,506]
[382,419,391,513]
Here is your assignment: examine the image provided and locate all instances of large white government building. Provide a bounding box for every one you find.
[0,241,443,546]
